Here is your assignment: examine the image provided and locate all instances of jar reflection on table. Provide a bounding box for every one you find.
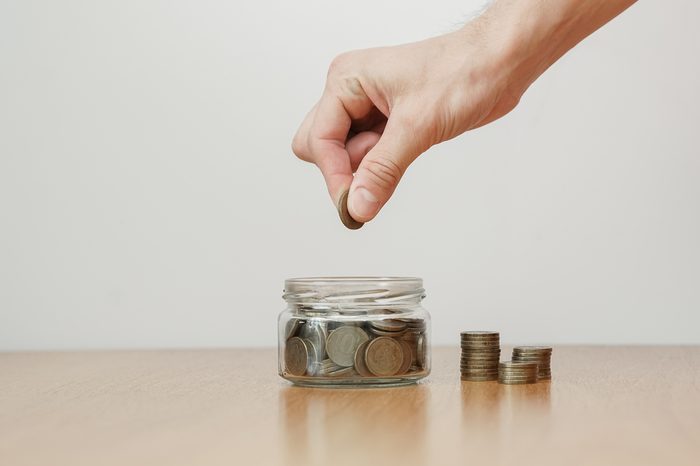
[278,277,431,387]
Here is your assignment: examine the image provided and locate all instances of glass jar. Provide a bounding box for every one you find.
[278,277,431,387]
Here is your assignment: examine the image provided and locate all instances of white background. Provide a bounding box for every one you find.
[1,1,698,350]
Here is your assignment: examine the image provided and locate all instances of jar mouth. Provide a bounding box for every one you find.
[283,276,425,306]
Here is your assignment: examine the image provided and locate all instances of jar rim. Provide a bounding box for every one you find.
[285,276,422,286]
[283,276,425,305]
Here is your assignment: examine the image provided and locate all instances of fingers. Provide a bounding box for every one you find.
[348,112,423,222]
[292,74,377,205]
[291,104,318,163]
[308,94,354,201]
[346,131,381,172]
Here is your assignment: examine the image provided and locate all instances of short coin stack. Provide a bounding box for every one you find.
[498,361,539,384]
[460,331,501,381]
[512,346,552,380]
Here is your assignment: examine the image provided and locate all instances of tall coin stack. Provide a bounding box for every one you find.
[460,331,501,381]
[512,346,552,380]
[498,361,539,384]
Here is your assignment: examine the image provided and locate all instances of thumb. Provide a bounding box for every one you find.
[348,115,422,222]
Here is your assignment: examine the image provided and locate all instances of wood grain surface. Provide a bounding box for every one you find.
[1,346,699,466]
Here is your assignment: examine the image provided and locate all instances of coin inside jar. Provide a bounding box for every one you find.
[353,340,373,377]
[326,326,370,367]
[397,339,413,374]
[416,334,426,368]
[299,321,327,361]
[365,337,404,376]
[285,337,310,376]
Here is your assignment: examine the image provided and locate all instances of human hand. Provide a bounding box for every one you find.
[292,27,520,226]
[292,0,637,227]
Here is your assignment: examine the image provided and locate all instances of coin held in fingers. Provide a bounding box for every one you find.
[337,190,364,230]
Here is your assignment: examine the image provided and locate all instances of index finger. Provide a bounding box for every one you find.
[308,92,355,203]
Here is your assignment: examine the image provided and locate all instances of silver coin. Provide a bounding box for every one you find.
[499,361,538,369]
[326,366,356,377]
[284,319,304,339]
[371,319,408,332]
[300,321,327,361]
[285,337,310,376]
[368,327,407,337]
[416,334,426,368]
[326,326,369,367]
[461,375,498,381]
[513,346,552,352]
[460,331,499,337]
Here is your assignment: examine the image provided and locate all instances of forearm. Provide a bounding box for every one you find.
[472,0,638,96]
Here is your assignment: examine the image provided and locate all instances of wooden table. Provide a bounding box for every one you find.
[1,347,699,465]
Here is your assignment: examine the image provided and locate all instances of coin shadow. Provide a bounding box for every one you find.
[460,381,503,433]
[500,380,552,419]
[460,380,552,442]
[279,384,429,466]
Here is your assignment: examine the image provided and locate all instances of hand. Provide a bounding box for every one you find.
[292,0,637,225]
[292,28,519,223]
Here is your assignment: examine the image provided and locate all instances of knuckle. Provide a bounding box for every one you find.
[361,155,404,192]
[327,52,354,78]
[291,133,308,160]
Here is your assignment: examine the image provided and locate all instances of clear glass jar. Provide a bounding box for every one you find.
[278,277,431,387]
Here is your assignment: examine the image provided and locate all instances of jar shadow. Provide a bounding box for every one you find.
[279,384,429,466]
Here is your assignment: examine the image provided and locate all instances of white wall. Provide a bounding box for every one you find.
[1,1,698,350]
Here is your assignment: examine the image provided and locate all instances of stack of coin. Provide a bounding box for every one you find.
[498,361,539,384]
[512,346,552,380]
[460,331,501,381]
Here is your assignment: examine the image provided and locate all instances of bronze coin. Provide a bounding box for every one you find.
[365,337,403,376]
[397,339,413,374]
[353,340,373,377]
[337,190,364,230]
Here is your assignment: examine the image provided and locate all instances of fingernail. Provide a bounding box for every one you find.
[349,187,380,220]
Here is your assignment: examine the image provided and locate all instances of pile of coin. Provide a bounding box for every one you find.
[460,331,501,381]
[498,361,539,384]
[459,331,554,384]
[512,346,552,380]
[283,317,428,380]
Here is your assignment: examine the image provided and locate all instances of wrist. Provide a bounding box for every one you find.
[469,0,637,98]
[471,2,570,98]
